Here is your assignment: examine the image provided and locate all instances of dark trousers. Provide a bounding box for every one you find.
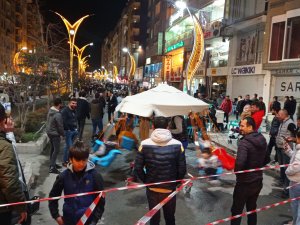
[224,112,229,129]
[266,136,277,163]
[91,118,103,136]
[77,118,86,140]
[0,211,12,225]
[49,135,61,168]
[108,110,114,123]
[231,180,263,225]
[146,188,176,225]
[276,147,290,190]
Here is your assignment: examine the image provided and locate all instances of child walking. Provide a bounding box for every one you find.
[49,141,105,225]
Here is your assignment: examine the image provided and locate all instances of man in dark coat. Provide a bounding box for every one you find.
[290,96,297,119]
[107,90,118,123]
[0,104,27,224]
[135,117,186,225]
[76,91,90,140]
[231,117,267,225]
[46,98,65,174]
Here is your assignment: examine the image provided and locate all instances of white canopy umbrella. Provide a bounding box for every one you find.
[115,83,209,117]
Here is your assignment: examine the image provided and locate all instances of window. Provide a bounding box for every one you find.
[269,21,285,61]
[284,16,300,59]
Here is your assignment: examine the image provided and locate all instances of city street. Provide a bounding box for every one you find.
[28,119,292,225]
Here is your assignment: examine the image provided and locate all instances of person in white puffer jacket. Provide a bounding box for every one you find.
[284,130,300,225]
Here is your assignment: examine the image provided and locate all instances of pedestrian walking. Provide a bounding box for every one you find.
[46,98,65,174]
[283,130,300,224]
[90,92,105,137]
[0,104,27,224]
[276,109,296,197]
[251,101,265,131]
[231,117,267,225]
[265,108,280,164]
[236,95,243,120]
[290,96,297,120]
[61,98,78,166]
[49,141,105,225]
[240,94,252,115]
[258,96,266,115]
[107,90,118,123]
[76,91,90,140]
[219,95,232,129]
[135,116,186,225]
[270,96,281,112]
[284,96,294,118]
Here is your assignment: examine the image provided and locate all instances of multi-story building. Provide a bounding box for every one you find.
[0,0,16,74]
[0,0,43,75]
[224,0,268,102]
[263,0,300,113]
[144,0,171,86]
[101,0,146,82]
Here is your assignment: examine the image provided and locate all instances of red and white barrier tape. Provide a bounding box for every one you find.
[135,180,192,225]
[77,192,105,225]
[206,195,300,225]
[135,173,195,225]
[0,163,292,208]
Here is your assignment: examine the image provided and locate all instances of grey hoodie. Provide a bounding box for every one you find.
[285,144,300,182]
[46,106,64,137]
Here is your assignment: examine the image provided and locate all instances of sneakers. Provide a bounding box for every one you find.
[55,164,62,169]
[49,167,60,174]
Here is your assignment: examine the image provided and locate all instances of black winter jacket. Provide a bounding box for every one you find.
[135,129,186,191]
[235,132,267,183]
[61,106,77,131]
[269,116,281,137]
[76,97,90,120]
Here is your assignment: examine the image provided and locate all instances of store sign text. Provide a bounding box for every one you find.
[281,82,300,92]
[231,66,256,75]
[166,41,184,53]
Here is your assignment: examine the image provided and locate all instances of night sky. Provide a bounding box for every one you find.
[42,0,128,70]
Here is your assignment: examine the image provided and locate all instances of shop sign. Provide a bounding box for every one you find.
[230,64,262,75]
[207,67,228,76]
[272,68,300,75]
[169,9,184,26]
[164,57,172,80]
[275,76,300,96]
[166,41,184,53]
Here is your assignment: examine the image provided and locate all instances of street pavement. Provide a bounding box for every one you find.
[24,113,293,225]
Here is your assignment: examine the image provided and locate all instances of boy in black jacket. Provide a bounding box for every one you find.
[49,141,105,225]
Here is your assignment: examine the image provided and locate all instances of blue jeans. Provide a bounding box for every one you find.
[63,130,78,163]
[290,181,300,225]
[92,118,103,136]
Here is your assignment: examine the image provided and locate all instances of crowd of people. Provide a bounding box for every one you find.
[0,80,299,225]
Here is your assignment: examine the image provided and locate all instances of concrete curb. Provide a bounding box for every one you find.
[22,161,34,190]
[16,133,49,154]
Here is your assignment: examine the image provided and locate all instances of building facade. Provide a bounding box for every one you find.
[101,0,146,82]
[263,0,300,114]
[224,0,268,102]
[0,0,43,75]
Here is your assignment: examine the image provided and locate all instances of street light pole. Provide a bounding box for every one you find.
[74,43,93,78]
[54,12,90,93]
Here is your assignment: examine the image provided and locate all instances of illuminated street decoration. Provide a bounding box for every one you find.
[128,54,136,80]
[186,14,204,90]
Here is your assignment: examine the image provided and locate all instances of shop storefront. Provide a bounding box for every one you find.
[144,62,162,88]
[229,64,265,98]
[207,67,228,98]
[270,69,300,118]
[164,47,184,90]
